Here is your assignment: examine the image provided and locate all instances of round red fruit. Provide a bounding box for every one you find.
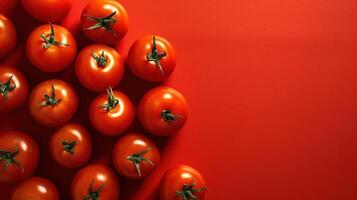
[21,0,72,23]
[11,177,60,200]
[0,14,17,60]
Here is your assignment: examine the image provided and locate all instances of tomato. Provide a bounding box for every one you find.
[112,133,160,179]
[49,123,92,168]
[26,23,77,73]
[71,164,120,200]
[139,87,188,136]
[11,177,59,200]
[89,87,134,136]
[75,44,124,92]
[0,131,39,183]
[160,165,207,200]
[21,0,72,23]
[28,79,78,127]
[0,15,16,60]
[81,0,129,45]
[128,35,176,82]
[0,0,17,16]
[0,66,29,112]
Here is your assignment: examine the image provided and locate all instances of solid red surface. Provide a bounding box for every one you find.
[1,0,357,199]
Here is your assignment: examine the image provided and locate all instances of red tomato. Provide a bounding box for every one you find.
[21,0,72,23]
[128,35,176,82]
[0,15,17,60]
[75,44,124,92]
[71,164,120,200]
[28,79,78,127]
[0,66,28,112]
[0,0,17,16]
[81,0,129,45]
[89,87,134,136]
[11,177,60,200]
[160,165,207,200]
[139,87,188,136]
[26,23,77,73]
[0,131,39,183]
[112,133,160,179]
[49,123,92,168]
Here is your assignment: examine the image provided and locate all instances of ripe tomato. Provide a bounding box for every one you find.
[0,0,17,16]
[21,0,72,23]
[128,35,176,82]
[26,23,77,73]
[11,177,60,200]
[112,133,160,179]
[89,87,134,136]
[49,123,92,168]
[28,79,78,127]
[160,165,207,200]
[81,0,129,45]
[0,131,39,183]
[0,14,17,60]
[75,44,124,92]
[0,66,29,112]
[139,87,188,136]
[71,164,120,200]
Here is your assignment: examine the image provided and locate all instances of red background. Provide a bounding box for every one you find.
[2,0,357,199]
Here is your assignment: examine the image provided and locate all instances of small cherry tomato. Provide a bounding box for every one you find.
[0,66,29,112]
[128,35,176,82]
[139,87,188,136]
[28,79,78,127]
[71,164,120,200]
[0,131,39,183]
[11,177,60,200]
[81,0,129,45]
[0,14,17,60]
[160,165,208,200]
[21,0,72,23]
[49,123,92,168]
[89,87,134,136]
[0,0,17,16]
[26,23,77,73]
[112,133,160,179]
[75,44,124,92]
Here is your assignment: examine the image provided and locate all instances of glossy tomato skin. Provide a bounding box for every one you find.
[28,79,78,127]
[75,44,124,92]
[160,165,207,200]
[49,123,92,168]
[128,35,176,82]
[26,24,77,73]
[11,177,60,200]
[113,133,160,179]
[0,131,39,183]
[0,15,17,60]
[0,66,29,112]
[71,164,120,200]
[21,0,72,23]
[81,0,129,45]
[0,0,17,16]
[89,89,134,136]
[139,87,188,136]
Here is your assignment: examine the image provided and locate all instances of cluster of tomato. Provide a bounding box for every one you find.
[0,0,208,200]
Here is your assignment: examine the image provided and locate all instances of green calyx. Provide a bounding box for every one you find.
[176,181,208,200]
[0,76,16,100]
[147,36,167,78]
[91,50,108,67]
[0,147,24,173]
[84,11,117,36]
[41,22,69,49]
[161,109,181,122]
[98,87,119,112]
[62,141,77,154]
[83,179,106,200]
[41,84,62,106]
[126,147,156,177]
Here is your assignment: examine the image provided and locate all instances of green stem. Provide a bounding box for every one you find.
[83,11,117,36]
[91,50,108,67]
[147,36,167,78]
[62,141,77,154]
[161,110,181,122]
[0,147,24,173]
[176,180,208,200]
[98,87,119,112]
[83,179,105,200]
[0,76,16,100]
[41,84,62,106]
[41,22,69,49]
[126,148,155,176]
